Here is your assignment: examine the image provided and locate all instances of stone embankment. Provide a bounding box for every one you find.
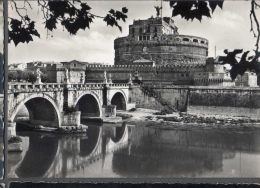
[120,108,260,134]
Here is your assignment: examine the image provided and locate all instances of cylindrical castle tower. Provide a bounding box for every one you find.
[114,17,208,66]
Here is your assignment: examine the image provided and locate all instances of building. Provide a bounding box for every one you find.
[235,72,258,87]
[114,16,208,66]
[192,58,234,87]
[46,60,86,83]
[26,61,57,71]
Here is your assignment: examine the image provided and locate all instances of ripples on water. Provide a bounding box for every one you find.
[8,122,260,178]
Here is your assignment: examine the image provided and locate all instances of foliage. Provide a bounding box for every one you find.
[219,49,260,80]
[168,0,260,80]
[9,0,128,46]
[8,71,17,81]
[8,70,37,83]
[168,0,224,22]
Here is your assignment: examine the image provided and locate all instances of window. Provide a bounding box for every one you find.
[193,39,198,43]
[139,36,142,41]
[143,36,147,41]
[147,36,150,40]
[132,28,135,37]
[201,41,205,44]
[183,38,190,42]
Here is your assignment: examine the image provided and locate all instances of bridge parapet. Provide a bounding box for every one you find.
[7,82,132,93]
[68,83,104,90]
[8,83,65,93]
[107,83,130,88]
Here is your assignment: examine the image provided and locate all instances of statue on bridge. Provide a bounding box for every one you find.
[36,68,42,84]
[128,73,132,85]
[103,70,108,84]
[64,68,70,83]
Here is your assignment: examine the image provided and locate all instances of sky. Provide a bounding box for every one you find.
[8,1,260,65]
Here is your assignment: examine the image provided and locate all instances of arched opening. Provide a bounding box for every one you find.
[111,92,126,111]
[79,126,101,157]
[15,133,59,178]
[14,97,59,129]
[183,38,190,42]
[75,94,100,120]
[111,123,127,143]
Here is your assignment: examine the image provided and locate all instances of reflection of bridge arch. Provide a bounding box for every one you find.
[110,123,128,143]
[15,134,59,178]
[74,92,102,118]
[106,123,129,152]
[111,91,127,110]
[79,126,102,157]
[10,94,61,127]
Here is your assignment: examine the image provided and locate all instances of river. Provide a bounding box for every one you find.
[8,122,260,178]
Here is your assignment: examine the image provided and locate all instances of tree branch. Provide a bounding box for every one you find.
[251,0,260,51]
[10,0,27,23]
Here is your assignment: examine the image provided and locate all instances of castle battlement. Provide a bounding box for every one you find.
[115,34,208,47]
[85,63,206,73]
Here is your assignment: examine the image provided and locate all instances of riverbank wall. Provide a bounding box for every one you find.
[129,85,260,117]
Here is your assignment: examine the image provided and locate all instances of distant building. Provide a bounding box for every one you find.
[235,72,258,87]
[26,61,57,71]
[9,63,27,71]
[46,60,86,83]
[114,16,208,66]
[192,57,234,87]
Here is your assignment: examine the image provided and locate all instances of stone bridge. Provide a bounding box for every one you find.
[7,82,135,137]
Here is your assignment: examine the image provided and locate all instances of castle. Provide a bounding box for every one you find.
[114,16,208,66]
[45,16,258,87]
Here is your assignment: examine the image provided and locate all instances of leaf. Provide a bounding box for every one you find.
[169,1,177,7]
[209,0,224,13]
[45,15,58,31]
[24,15,30,22]
[31,30,40,38]
[198,1,211,18]
[109,9,115,15]
[81,3,91,11]
[10,19,22,30]
[122,7,128,13]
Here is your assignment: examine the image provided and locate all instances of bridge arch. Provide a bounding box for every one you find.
[74,92,102,118]
[110,91,127,111]
[10,93,61,127]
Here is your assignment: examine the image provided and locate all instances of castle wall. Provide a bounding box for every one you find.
[85,64,206,85]
[129,86,166,111]
[114,35,208,65]
[129,86,260,116]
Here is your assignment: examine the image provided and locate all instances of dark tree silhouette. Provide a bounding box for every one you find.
[168,0,260,80]
[8,0,128,46]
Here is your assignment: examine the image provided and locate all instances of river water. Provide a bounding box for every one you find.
[8,122,260,178]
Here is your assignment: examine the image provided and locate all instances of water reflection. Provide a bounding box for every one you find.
[8,123,260,178]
